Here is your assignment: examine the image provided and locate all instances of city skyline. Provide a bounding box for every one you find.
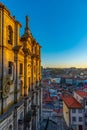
[1,0,87,68]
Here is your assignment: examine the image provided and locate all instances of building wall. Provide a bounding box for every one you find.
[63,101,70,127]
[65,78,73,84]
[0,4,21,113]
[73,92,83,105]
[0,113,14,130]
[73,92,87,129]
[0,3,42,130]
[70,109,84,130]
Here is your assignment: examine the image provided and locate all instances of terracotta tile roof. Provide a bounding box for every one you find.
[54,108,63,113]
[52,97,58,101]
[42,79,50,83]
[44,93,52,102]
[53,109,60,113]
[63,95,83,109]
[83,88,87,91]
[76,90,87,98]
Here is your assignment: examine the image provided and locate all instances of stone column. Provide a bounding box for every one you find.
[12,45,21,103]
[0,6,4,114]
[24,52,28,96]
[22,45,30,96]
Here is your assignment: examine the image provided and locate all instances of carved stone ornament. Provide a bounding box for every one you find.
[3,82,10,96]
[3,76,11,97]
[12,45,21,53]
[22,48,31,56]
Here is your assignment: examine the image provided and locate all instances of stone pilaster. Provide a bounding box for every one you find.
[12,45,21,103]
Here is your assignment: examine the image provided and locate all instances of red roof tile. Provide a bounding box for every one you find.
[53,109,63,113]
[53,109,60,113]
[63,95,83,108]
[76,90,87,98]
[44,94,52,102]
[52,97,58,101]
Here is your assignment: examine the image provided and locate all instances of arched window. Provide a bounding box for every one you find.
[7,25,13,45]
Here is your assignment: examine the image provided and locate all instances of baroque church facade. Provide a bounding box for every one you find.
[0,3,42,130]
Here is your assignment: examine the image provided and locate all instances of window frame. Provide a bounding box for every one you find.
[72,109,76,113]
[79,117,82,122]
[19,63,23,75]
[7,25,13,45]
[8,61,13,74]
[72,116,76,122]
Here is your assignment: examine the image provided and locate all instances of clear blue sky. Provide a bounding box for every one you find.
[1,0,87,68]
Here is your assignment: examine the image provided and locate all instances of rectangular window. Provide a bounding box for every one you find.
[79,117,82,122]
[78,109,82,113]
[20,63,23,75]
[34,65,36,73]
[85,117,87,122]
[72,117,76,122]
[85,101,87,106]
[85,109,87,116]
[72,109,76,113]
[8,26,13,45]
[8,61,13,74]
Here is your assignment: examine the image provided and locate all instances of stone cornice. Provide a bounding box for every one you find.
[22,48,31,56]
[0,3,22,27]
[0,2,10,15]
[21,33,30,41]
[15,20,22,27]
[31,54,40,59]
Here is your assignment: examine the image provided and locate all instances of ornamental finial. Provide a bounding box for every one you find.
[25,15,30,34]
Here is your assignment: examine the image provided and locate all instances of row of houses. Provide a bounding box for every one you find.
[42,78,87,130]
[63,77,87,85]
[42,79,63,121]
[63,90,87,130]
[43,76,87,86]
